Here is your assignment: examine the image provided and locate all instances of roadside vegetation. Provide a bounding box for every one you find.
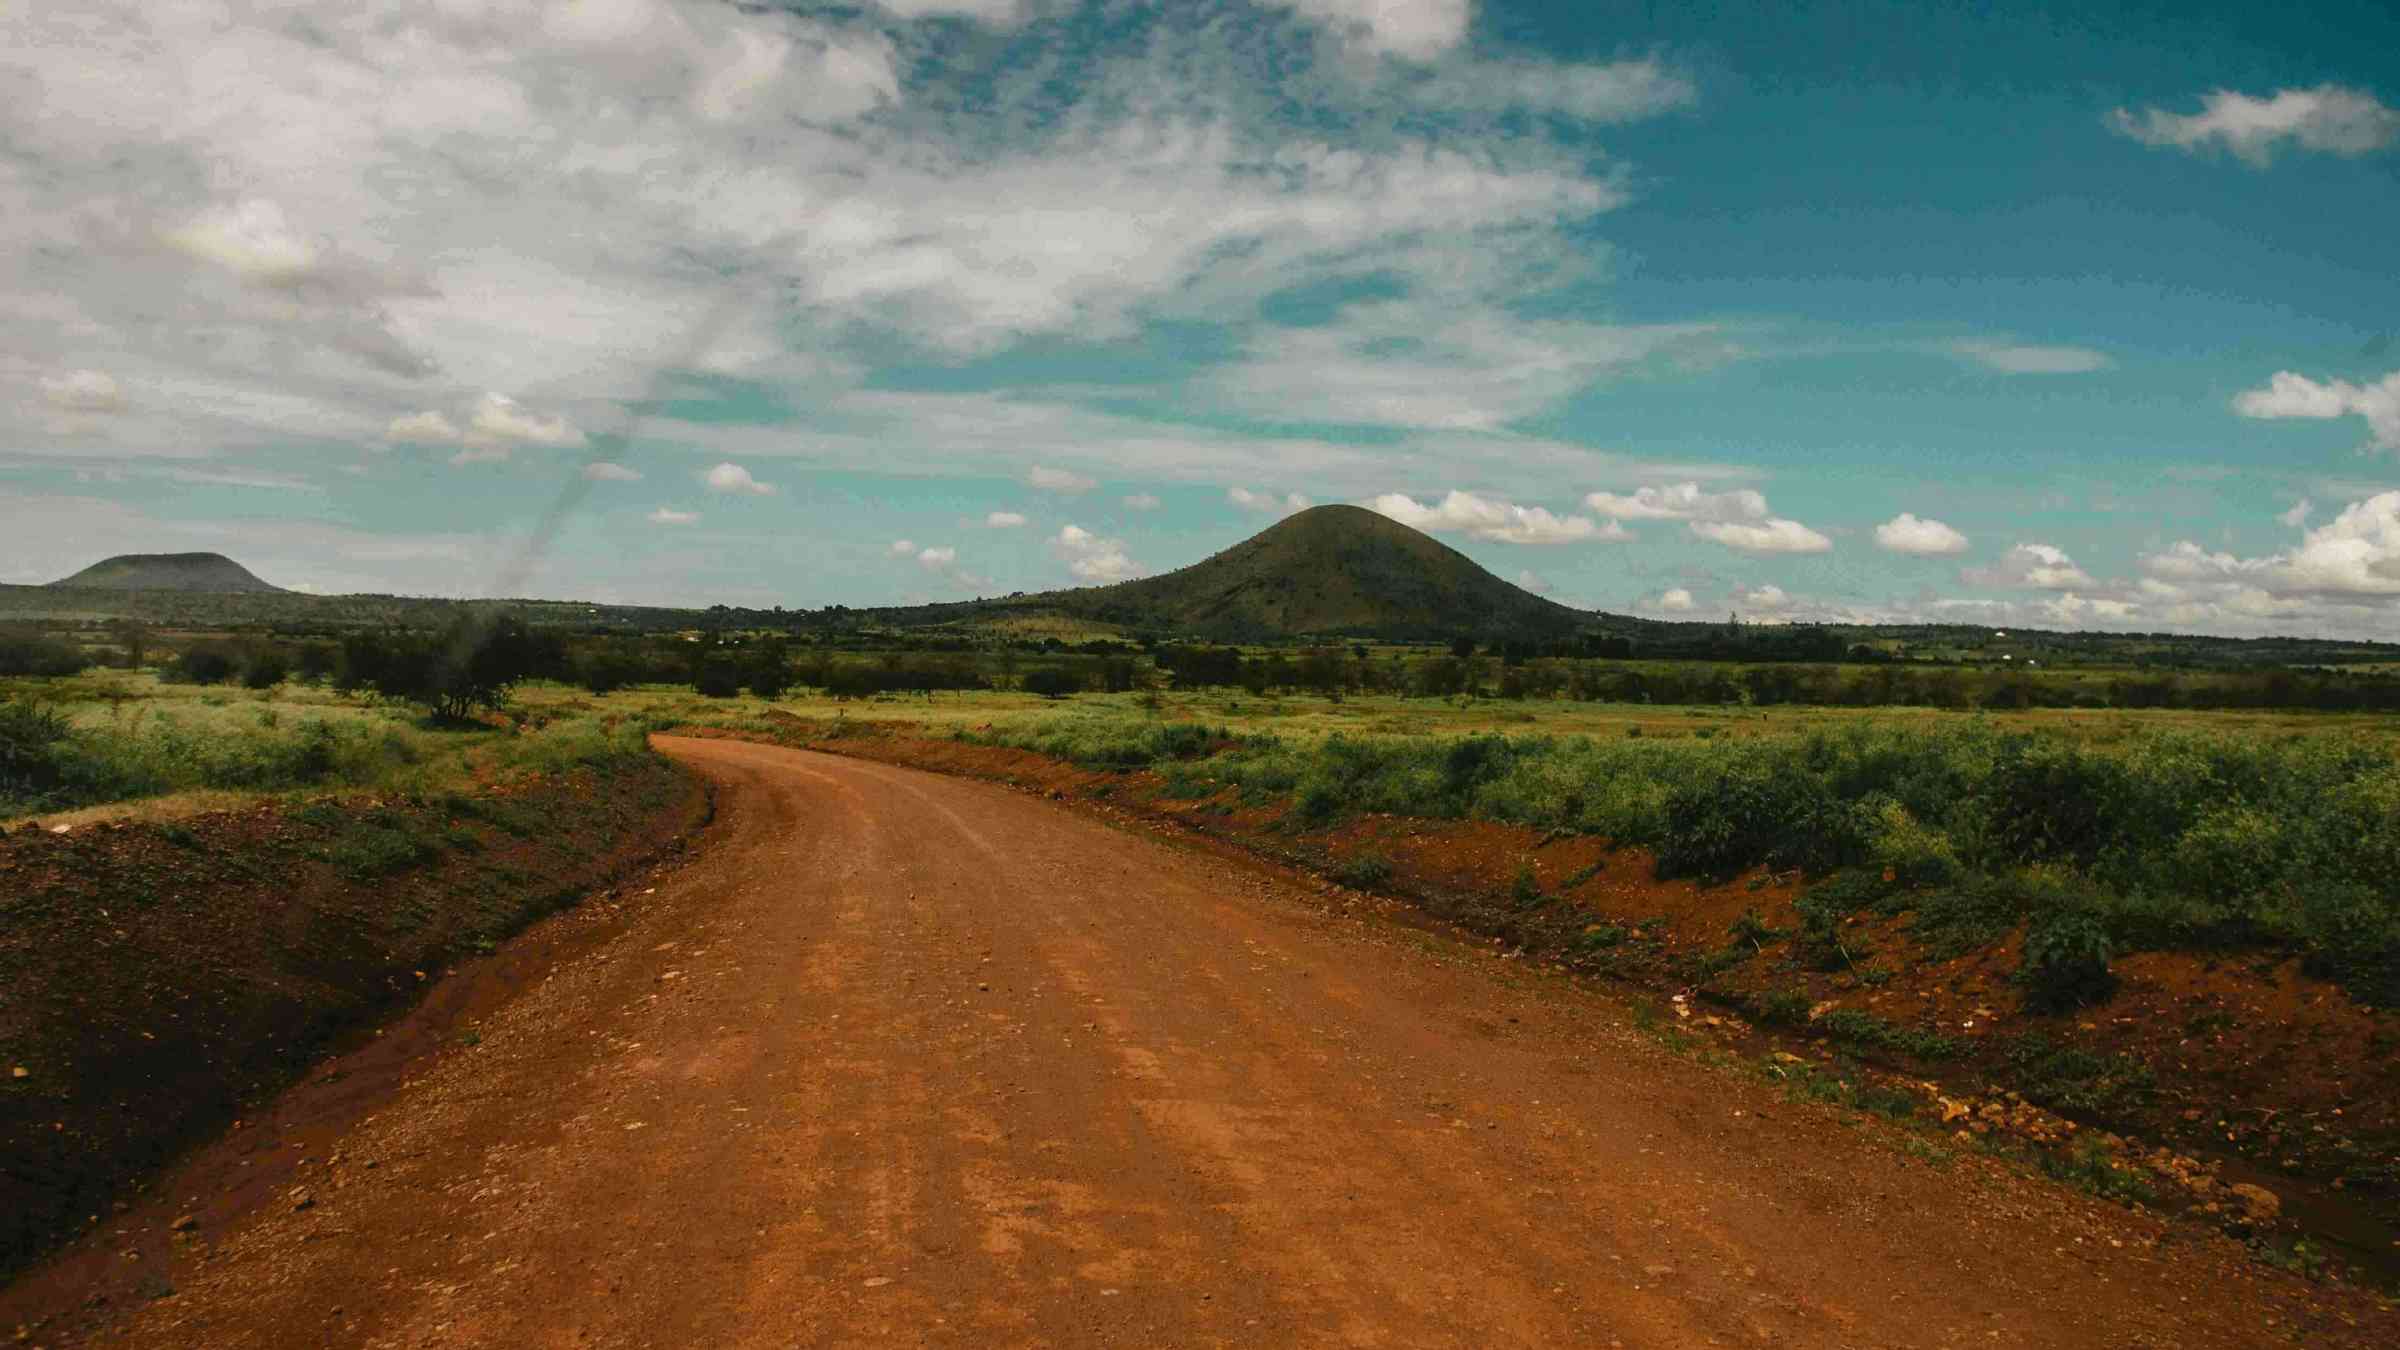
[943,710,2400,1004]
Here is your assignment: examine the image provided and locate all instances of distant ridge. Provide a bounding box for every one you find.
[49,552,287,594]
[885,504,1595,641]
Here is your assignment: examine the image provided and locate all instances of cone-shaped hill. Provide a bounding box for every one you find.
[901,504,1595,641]
[49,552,287,594]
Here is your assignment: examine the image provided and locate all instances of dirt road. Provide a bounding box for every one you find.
[31,737,2372,1347]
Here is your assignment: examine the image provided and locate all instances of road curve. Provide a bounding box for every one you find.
[72,736,2334,1348]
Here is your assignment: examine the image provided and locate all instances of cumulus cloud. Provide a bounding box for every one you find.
[1951,341,2111,375]
[389,393,587,463]
[2142,492,2400,599]
[1586,481,1828,552]
[2279,498,2312,528]
[387,411,463,446]
[1965,543,2095,590]
[889,538,917,556]
[1362,490,1621,544]
[1514,568,1552,594]
[1734,583,1791,611]
[2111,85,2400,166]
[1691,518,1832,554]
[1051,524,1142,583]
[1267,0,1470,61]
[1229,487,1314,515]
[1652,587,1695,613]
[2234,370,2400,450]
[582,461,643,481]
[1029,465,1097,494]
[41,369,126,413]
[1585,482,1768,522]
[1122,493,1162,511]
[984,511,1027,528]
[914,545,956,567]
[1875,512,1969,555]
[164,198,323,283]
[703,462,775,495]
[649,507,699,525]
[467,394,586,449]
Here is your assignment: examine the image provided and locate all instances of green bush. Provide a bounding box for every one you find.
[1334,852,1394,888]
[0,699,72,808]
[0,632,91,677]
[2018,906,2118,1013]
[2002,1034,2155,1115]
[1021,668,1083,700]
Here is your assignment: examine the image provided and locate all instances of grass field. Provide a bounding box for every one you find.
[0,671,650,824]
[518,681,2400,748]
[12,673,2400,1007]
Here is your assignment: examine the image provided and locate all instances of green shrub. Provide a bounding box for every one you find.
[693,658,742,699]
[0,698,71,807]
[1021,668,1083,700]
[2002,1034,2155,1115]
[326,822,439,879]
[1816,1008,1962,1060]
[2018,906,2118,1013]
[1334,852,1394,888]
[0,632,91,677]
[1511,861,1543,908]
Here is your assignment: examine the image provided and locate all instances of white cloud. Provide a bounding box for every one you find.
[1051,524,1142,583]
[1875,512,1969,555]
[984,510,1028,528]
[1734,583,1791,611]
[915,545,956,568]
[1267,0,1471,61]
[1655,587,1695,612]
[582,461,643,481]
[889,538,918,556]
[1586,481,1827,552]
[1229,486,1314,515]
[2234,369,2400,450]
[1691,517,1833,554]
[467,393,586,450]
[1585,481,1768,522]
[876,0,1024,22]
[2141,492,2400,599]
[387,410,463,445]
[0,0,1709,503]
[2111,85,2400,166]
[41,369,125,413]
[1514,568,1552,594]
[2279,498,2312,528]
[1122,493,1162,511]
[164,199,322,282]
[1965,542,2095,590]
[1408,57,1696,122]
[1951,341,2111,375]
[703,461,775,495]
[390,393,587,462]
[1211,308,1726,432]
[1029,465,1097,493]
[1362,489,1621,544]
[649,507,699,525]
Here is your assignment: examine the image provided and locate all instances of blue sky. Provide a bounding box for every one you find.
[6,0,2400,636]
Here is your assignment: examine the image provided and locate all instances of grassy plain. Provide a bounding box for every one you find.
[0,670,649,824]
[521,681,2400,748]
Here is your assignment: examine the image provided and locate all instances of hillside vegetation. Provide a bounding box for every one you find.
[969,504,1592,640]
[48,552,284,594]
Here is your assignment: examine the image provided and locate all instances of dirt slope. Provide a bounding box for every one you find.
[10,737,2385,1347]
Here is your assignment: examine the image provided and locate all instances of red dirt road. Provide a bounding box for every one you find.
[38,737,2379,1347]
